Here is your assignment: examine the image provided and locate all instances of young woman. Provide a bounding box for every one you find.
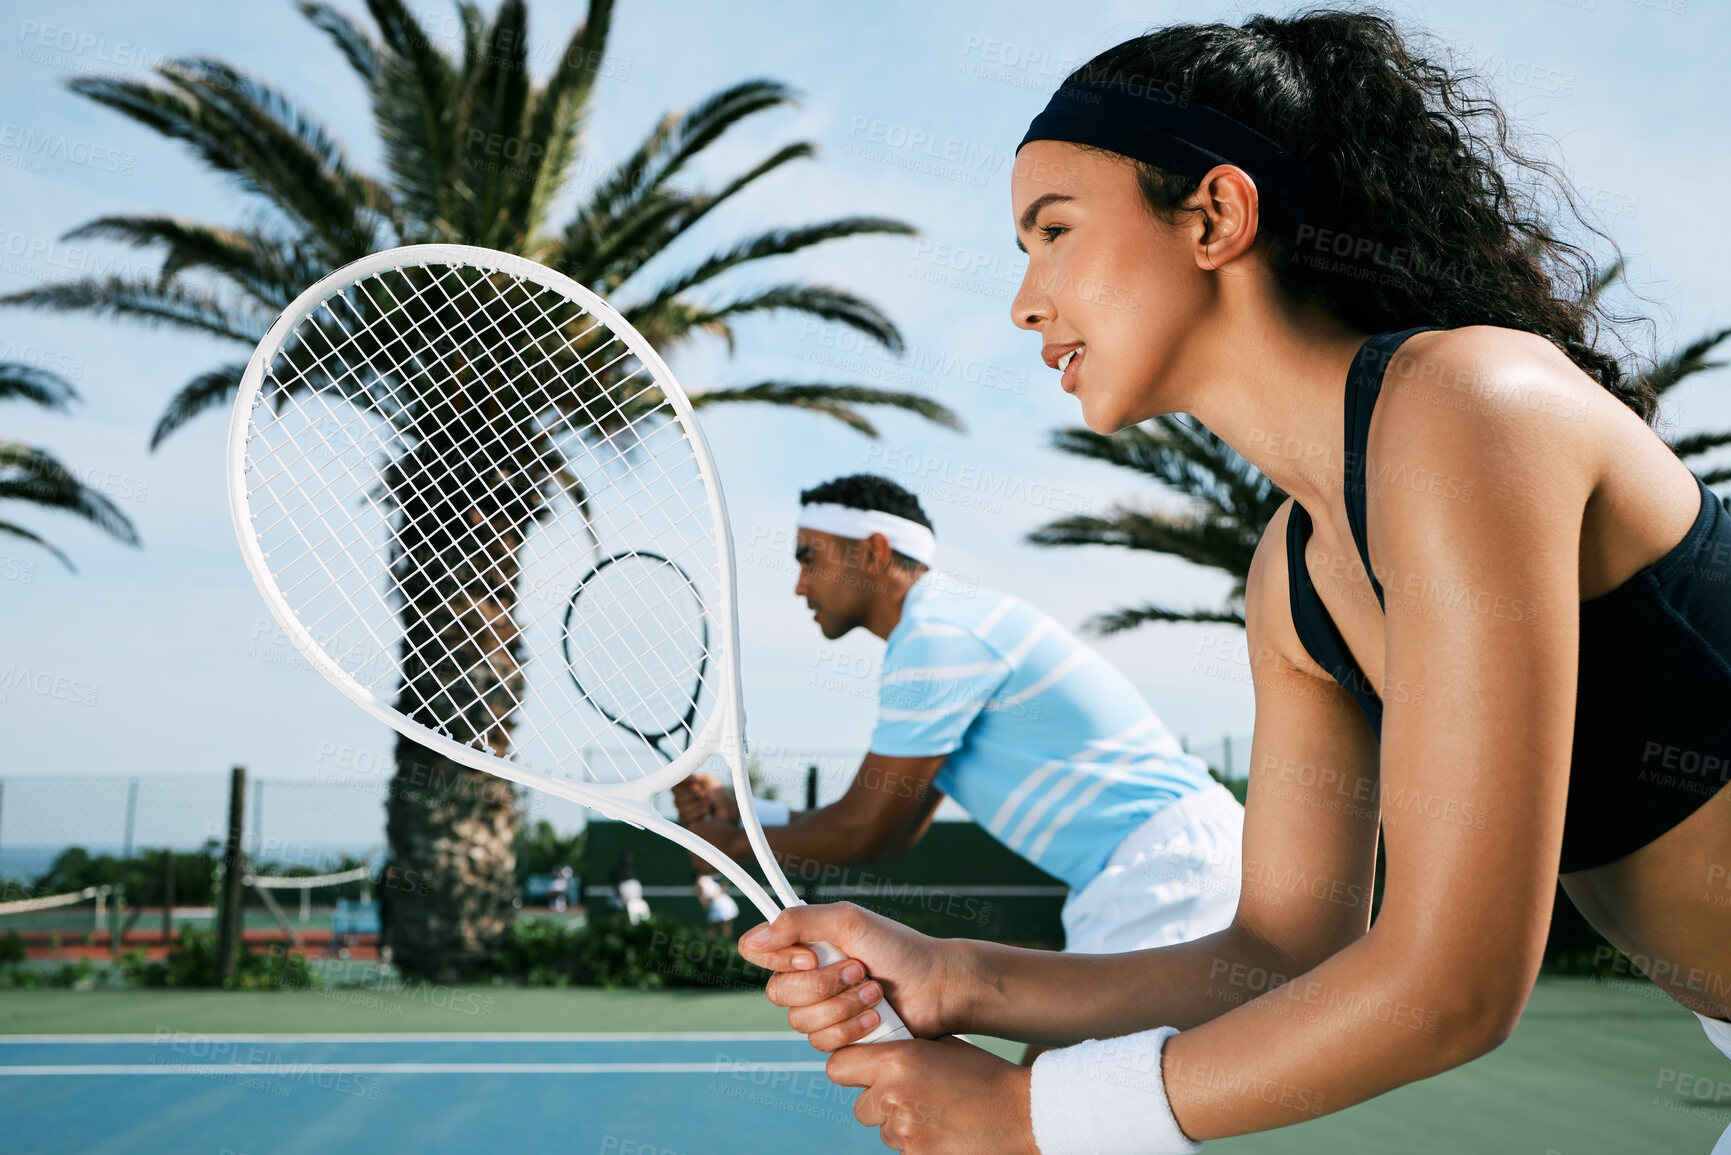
[738,10,1731,1154]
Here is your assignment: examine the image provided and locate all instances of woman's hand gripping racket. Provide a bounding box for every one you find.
[227,243,911,1044]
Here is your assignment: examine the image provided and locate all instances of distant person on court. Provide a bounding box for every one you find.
[675,472,1243,957]
[694,872,738,938]
[608,851,650,925]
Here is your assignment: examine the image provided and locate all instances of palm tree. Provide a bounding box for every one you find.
[1031,273,1731,635]
[0,0,958,980]
[0,361,140,569]
[1028,417,1282,632]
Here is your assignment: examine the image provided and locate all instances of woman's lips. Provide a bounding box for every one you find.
[1059,347,1083,393]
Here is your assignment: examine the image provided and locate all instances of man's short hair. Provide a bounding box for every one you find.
[799,474,933,570]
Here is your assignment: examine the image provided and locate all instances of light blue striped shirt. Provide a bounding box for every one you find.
[868,574,1216,891]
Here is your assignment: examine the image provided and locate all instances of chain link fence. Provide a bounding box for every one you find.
[0,733,1251,891]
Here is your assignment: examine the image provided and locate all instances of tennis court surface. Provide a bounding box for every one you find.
[1,977,1726,1153]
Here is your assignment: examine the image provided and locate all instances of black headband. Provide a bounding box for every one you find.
[1018,81,1334,245]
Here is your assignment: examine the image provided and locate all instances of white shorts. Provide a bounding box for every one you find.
[1697,1013,1731,1155]
[706,893,739,924]
[1060,781,1244,955]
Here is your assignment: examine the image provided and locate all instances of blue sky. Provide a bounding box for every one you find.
[2,0,1728,831]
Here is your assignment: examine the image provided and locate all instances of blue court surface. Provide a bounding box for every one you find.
[0,1033,880,1154]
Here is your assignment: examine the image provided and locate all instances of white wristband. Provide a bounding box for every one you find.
[1029,1027,1201,1155]
[752,798,791,826]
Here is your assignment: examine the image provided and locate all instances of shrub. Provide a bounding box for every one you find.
[492,914,769,991]
[120,926,319,990]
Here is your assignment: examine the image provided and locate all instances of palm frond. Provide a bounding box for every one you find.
[364,0,461,229]
[1697,469,1731,489]
[0,441,141,553]
[690,381,962,437]
[0,362,79,411]
[1087,603,1245,635]
[69,60,383,258]
[453,0,532,243]
[643,284,904,356]
[624,79,796,206]
[0,520,76,571]
[150,361,251,449]
[1027,502,1260,611]
[565,140,816,286]
[505,0,616,239]
[558,79,797,277]
[298,2,380,83]
[1643,325,1731,398]
[0,276,268,344]
[62,215,315,308]
[1582,259,1623,308]
[1669,429,1731,462]
[645,218,916,310]
[1050,418,1283,528]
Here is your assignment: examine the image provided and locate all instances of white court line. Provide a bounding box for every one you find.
[0,1061,828,1076]
[0,1032,803,1044]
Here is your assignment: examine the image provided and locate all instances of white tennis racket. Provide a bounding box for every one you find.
[227,243,910,1043]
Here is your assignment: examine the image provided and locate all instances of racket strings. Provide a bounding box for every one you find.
[241,257,727,785]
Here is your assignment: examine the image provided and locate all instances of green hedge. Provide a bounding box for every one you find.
[496,914,769,991]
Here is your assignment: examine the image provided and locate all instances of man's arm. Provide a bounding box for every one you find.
[684,751,947,870]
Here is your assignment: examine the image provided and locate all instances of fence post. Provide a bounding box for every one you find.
[122,777,138,861]
[216,765,247,986]
[160,849,174,947]
[252,779,264,865]
[800,764,820,904]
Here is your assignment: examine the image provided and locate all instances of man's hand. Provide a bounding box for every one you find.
[673,772,739,824]
[739,901,965,1045]
[828,1037,1036,1154]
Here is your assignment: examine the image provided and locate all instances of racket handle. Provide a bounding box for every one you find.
[806,939,915,1044]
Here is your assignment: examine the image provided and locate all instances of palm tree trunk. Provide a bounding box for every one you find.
[385,741,519,981]
[383,426,541,981]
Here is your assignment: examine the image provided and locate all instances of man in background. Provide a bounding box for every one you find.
[678,473,1242,958]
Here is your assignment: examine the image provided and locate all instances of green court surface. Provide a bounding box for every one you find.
[1,976,1725,1152]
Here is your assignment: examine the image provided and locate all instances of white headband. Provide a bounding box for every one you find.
[796,502,936,566]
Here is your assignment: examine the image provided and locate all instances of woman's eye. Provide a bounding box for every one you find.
[1039,225,1067,244]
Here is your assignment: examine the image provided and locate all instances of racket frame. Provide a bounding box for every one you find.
[226,243,794,921]
[560,549,709,764]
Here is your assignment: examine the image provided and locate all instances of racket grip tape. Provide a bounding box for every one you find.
[806,940,915,1043]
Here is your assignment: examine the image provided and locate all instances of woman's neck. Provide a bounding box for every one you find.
[1176,290,1374,523]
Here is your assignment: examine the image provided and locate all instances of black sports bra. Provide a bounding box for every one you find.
[1285,328,1731,872]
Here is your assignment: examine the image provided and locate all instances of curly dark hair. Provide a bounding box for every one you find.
[800,473,933,528]
[1064,8,1654,421]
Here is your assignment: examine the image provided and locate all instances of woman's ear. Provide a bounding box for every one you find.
[1190,163,1262,270]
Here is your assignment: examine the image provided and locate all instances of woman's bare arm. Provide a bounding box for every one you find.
[1162,331,1585,1138]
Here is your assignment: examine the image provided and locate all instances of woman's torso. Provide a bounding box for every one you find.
[1269,326,1731,1019]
